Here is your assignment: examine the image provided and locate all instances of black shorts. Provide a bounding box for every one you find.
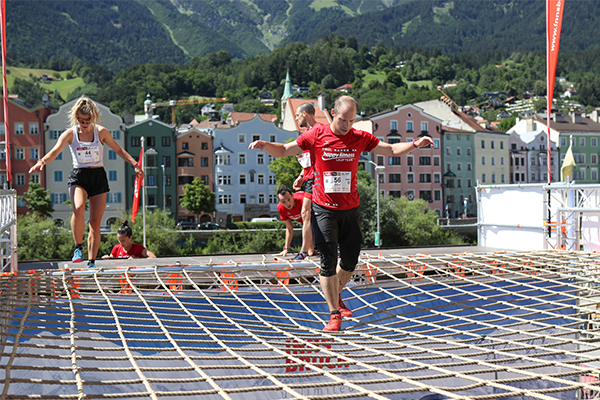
[304,178,314,194]
[68,167,110,198]
[311,203,363,245]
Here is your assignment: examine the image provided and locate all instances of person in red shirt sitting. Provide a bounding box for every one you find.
[102,220,156,259]
[276,185,314,260]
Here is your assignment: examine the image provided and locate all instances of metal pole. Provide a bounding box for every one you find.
[376,169,380,248]
[161,164,165,212]
[141,136,146,248]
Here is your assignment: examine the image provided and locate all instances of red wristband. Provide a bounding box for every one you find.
[412,139,418,149]
[133,162,140,168]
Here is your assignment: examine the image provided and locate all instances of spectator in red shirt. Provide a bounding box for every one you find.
[102,220,156,259]
[276,185,314,260]
[249,95,432,331]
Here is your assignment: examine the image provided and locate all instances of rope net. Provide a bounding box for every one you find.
[1,250,600,400]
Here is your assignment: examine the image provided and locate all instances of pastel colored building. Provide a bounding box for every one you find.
[0,95,51,215]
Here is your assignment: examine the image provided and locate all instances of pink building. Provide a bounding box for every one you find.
[369,104,444,214]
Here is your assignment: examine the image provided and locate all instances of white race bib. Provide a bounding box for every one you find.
[323,171,351,193]
[297,151,311,168]
[76,146,100,164]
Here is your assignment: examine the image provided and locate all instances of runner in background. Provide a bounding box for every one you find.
[276,185,312,260]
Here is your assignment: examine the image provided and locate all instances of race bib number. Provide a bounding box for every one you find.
[76,146,100,164]
[323,171,351,193]
[297,151,311,168]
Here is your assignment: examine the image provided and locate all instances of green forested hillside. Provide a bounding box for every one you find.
[7,0,600,72]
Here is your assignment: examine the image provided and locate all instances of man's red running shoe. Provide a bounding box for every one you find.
[338,295,353,318]
[324,313,342,331]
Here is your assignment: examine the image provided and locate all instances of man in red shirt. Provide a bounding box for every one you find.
[276,185,313,260]
[249,95,433,331]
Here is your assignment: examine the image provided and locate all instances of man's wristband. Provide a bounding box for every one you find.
[133,162,140,168]
[412,139,418,149]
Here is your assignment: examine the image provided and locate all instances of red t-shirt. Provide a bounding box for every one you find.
[295,123,322,181]
[277,191,304,223]
[296,124,379,210]
[110,243,146,258]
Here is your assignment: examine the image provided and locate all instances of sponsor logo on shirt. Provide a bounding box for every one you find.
[321,148,357,162]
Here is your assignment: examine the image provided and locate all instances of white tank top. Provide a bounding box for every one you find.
[69,125,104,168]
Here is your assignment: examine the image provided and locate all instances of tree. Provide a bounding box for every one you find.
[268,139,303,190]
[181,178,216,222]
[20,182,53,218]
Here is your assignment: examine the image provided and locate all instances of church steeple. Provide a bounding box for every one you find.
[281,70,293,101]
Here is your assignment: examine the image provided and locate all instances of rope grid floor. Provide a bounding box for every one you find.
[1,250,600,400]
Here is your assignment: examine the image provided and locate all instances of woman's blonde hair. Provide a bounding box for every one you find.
[68,97,100,128]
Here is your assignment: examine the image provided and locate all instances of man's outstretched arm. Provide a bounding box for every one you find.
[248,140,302,158]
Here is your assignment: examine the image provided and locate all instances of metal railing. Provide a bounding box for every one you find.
[0,189,17,273]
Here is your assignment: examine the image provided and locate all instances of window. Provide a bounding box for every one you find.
[481,156,486,165]
[202,142,208,150]
[434,173,440,183]
[270,135,276,142]
[560,137,567,147]
[389,173,401,183]
[457,163,462,171]
[111,130,120,140]
[433,156,440,166]
[378,174,384,184]
[201,175,209,185]
[30,148,39,160]
[14,123,24,135]
[468,179,472,187]
[56,152,63,161]
[178,158,194,167]
[107,192,122,204]
[252,134,260,142]
[51,193,68,204]
[258,193,265,204]
[456,148,461,156]
[389,157,400,165]
[178,176,194,185]
[108,170,118,181]
[511,143,517,150]
[491,157,495,166]
[165,175,171,186]
[457,178,462,188]
[481,173,486,183]
[434,190,441,201]
[407,156,413,166]
[433,139,440,149]
[269,175,275,185]
[406,121,413,132]
[29,123,39,135]
[16,173,25,186]
[146,156,155,167]
[491,141,495,149]
[580,137,586,147]
[446,162,451,171]
[15,148,24,160]
[389,138,401,144]
[481,140,485,149]
[218,195,232,204]
[446,195,454,204]
[162,137,171,146]
[201,157,209,167]
[592,154,598,164]
[238,134,246,143]
[216,154,230,165]
[146,137,155,147]
[389,190,401,198]
[407,174,414,183]
[240,194,246,204]
[218,175,231,185]
[592,138,598,147]
[163,156,171,167]
[270,194,278,204]
[446,147,451,155]
[182,142,189,149]
[420,190,432,200]
[239,174,246,185]
[390,121,398,131]
[131,137,141,147]
[457,135,461,141]
[445,179,454,188]
[239,153,246,165]
[258,174,264,185]
[148,175,155,186]
[419,156,431,166]
[54,170,63,182]
[501,157,505,165]
[108,150,117,160]
[50,130,61,140]
[419,174,431,183]
[421,121,428,132]
[257,154,264,164]
[250,171,255,183]
[30,174,39,184]
[467,148,471,156]
[492,174,496,183]
[500,141,504,150]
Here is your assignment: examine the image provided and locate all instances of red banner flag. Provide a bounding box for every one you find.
[547,0,565,183]
[1,0,11,184]
[131,146,144,222]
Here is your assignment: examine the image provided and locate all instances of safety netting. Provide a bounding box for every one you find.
[1,250,600,400]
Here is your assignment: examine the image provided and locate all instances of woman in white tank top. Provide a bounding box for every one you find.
[29,97,144,269]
